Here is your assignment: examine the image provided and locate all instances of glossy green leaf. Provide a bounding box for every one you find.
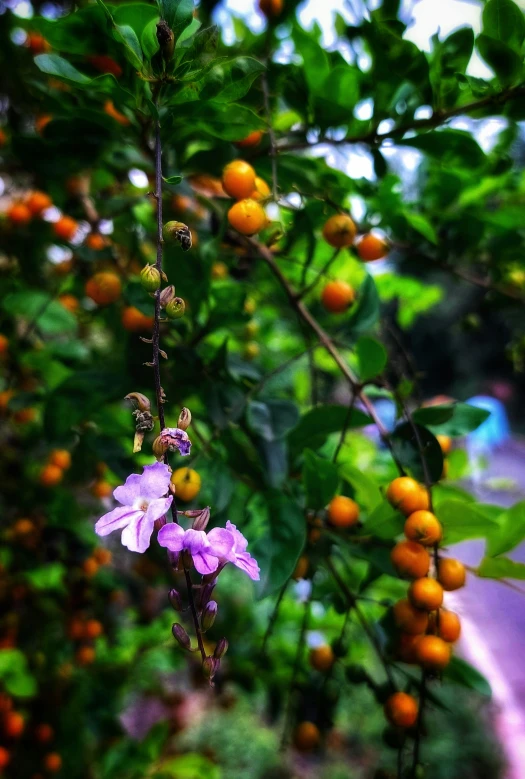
[398,130,486,168]
[161,0,194,42]
[477,556,525,579]
[255,492,306,598]
[404,212,438,244]
[303,450,340,510]
[3,291,77,337]
[477,34,523,85]
[436,499,499,545]
[482,0,525,51]
[391,422,443,483]
[444,656,491,697]
[288,405,372,453]
[340,464,383,511]
[247,400,299,442]
[346,274,381,336]
[356,335,387,382]
[364,500,403,540]
[162,174,183,185]
[412,403,490,436]
[486,501,525,557]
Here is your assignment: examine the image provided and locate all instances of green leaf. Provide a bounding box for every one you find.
[176,16,201,46]
[3,291,77,337]
[113,3,159,40]
[0,650,37,698]
[161,0,194,42]
[486,501,525,557]
[412,402,490,436]
[201,57,265,104]
[247,400,299,442]
[356,335,387,382]
[483,0,525,51]
[162,175,182,185]
[436,499,499,545]
[303,450,340,510]
[25,563,66,592]
[477,556,525,580]
[157,754,221,779]
[346,274,380,336]
[391,422,443,483]
[35,53,93,85]
[255,492,306,598]
[293,26,330,95]
[340,464,383,512]
[364,500,403,540]
[288,405,372,453]
[141,17,160,60]
[112,23,143,68]
[444,656,491,697]
[476,34,523,86]
[398,130,486,168]
[404,212,438,244]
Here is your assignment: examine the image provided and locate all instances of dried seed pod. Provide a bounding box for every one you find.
[177,407,191,430]
[172,623,191,650]
[160,285,176,308]
[163,221,192,252]
[191,506,210,532]
[125,392,151,412]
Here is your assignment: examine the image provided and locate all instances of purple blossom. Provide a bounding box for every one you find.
[158,525,234,576]
[159,427,191,456]
[95,462,173,553]
[208,521,260,581]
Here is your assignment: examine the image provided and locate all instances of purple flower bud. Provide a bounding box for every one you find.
[172,623,191,650]
[197,582,215,610]
[214,638,228,659]
[202,600,218,631]
[202,655,218,679]
[159,427,191,457]
[192,506,210,532]
[160,284,176,308]
[169,588,182,611]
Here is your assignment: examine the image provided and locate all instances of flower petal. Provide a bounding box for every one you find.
[193,551,219,576]
[121,515,155,553]
[225,521,249,553]
[233,552,260,581]
[157,523,185,552]
[207,528,235,560]
[113,474,142,507]
[159,428,192,456]
[139,462,172,499]
[95,506,142,537]
[184,528,209,555]
[144,496,173,524]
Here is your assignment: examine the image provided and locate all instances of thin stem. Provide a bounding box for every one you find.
[152,116,166,433]
[184,569,207,662]
[261,581,288,657]
[333,393,358,463]
[280,598,310,751]
[296,248,341,301]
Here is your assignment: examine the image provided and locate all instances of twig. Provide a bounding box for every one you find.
[333,392,358,463]
[296,248,341,301]
[261,581,288,657]
[280,597,310,750]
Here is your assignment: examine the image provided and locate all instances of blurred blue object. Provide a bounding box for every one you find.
[466,395,510,453]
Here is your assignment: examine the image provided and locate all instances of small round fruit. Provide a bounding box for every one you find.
[408,578,443,611]
[322,214,356,248]
[4,711,25,738]
[84,619,103,639]
[39,464,63,487]
[35,114,52,134]
[357,233,389,262]
[309,645,335,672]
[293,721,320,751]
[53,216,78,242]
[92,481,112,499]
[0,747,10,770]
[235,131,263,148]
[26,32,51,54]
[429,610,461,643]
[251,176,271,201]
[49,449,71,470]
[75,646,96,666]
[83,558,99,577]
[293,556,309,580]
[244,297,256,314]
[35,723,54,743]
[222,160,256,200]
[58,294,79,313]
[7,202,32,225]
[14,407,37,424]
[244,320,259,338]
[93,548,112,565]
[121,306,154,332]
[436,434,452,455]
[392,599,428,635]
[0,334,8,355]
[88,55,122,78]
[321,281,355,313]
[384,692,418,728]
[327,496,359,528]
[437,558,466,591]
[396,633,423,664]
[243,342,260,361]
[85,232,107,251]
[404,511,442,547]
[227,198,266,235]
[386,477,429,516]
[26,191,52,216]
[391,541,430,579]
[415,635,451,672]
[44,752,62,772]
[171,468,201,502]
[13,518,34,536]
[85,272,122,305]
[211,261,228,280]
[165,297,185,319]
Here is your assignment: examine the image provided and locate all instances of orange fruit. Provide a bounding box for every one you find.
[13,518,35,536]
[121,306,154,332]
[84,619,103,639]
[408,578,443,611]
[7,202,32,225]
[392,599,428,635]
[53,259,74,276]
[293,721,320,751]
[437,558,466,591]
[85,232,107,250]
[87,55,122,78]
[26,191,52,216]
[93,548,112,565]
[4,711,25,738]
[66,174,90,197]
[0,694,12,713]
[357,233,389,262]
[104,99,130,126]
[384,692,418,728]
[34,723,54,743]
[251,176,271,201]
[429,610,461,643]
[0,389,14,412]
[211,261,228,280]
[49,449,71,470]
[321,281,355,313]
[293,555,309,580]
[14,407,37,424]
[391,541,430,579]
[92,481,112,499]
[227,198,266,235]
[67,618,85,641]
[83,558,99,578]
[415,635,451,672]
[0,746,10,770]
[235,131,263,148]
[309,645,335,672]
[322,214,357,248]
[39,464,63,487]
[85,272,121,305]
[75,646,95,665]
[222,160,256,199]
[436,434,452,455]
[0,335,8,356]
[327,495,359,528]
[0,128,6,146]
[53,216,78,242]
[171,468,201,502]
[25,32,51,55]
[386,477,429,516]
[396,633,423,664]
[58,294,79,313]
[43,752,62,772]
[35,115,52,134]
[404,511,442,547]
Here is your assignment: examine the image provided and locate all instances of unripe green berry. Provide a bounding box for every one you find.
[165,297,185,319]
[140,264,161,292]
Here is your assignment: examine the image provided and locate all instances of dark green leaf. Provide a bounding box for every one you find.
[483,0,525,51]
[476,34,523,85]
[163,175,183,185]
[444,656,491,697]
[391,422,443,483]
[247,400,299,442]
[364,500,403,539]
[436,499,499,545]
[398,130,486,168]
[255,492,306,598]
[346,274,380,336]
[413,402,490,436]
[288,405,372,453]
[356,335,387,382]
[161,0,194,42]
[3,291,77,337]
[303,450,340,510]
[477,556,525,580]
[340,464,383,511]
[486,501,525,557]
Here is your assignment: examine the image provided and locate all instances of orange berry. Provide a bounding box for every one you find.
[84,619,103,639]
[121,306,154,332]
[250,176,271,201]
[211,261,228,280]
[75,646,95,666]
[83,558,99,577]
[25,33,51,55]
[0,695,12,714]
[0,334,8,355]
[396,633,423,664]
[0,389,14,412]
[392,599,428,635]
[53,259,74,276]
[327,495,359,528]
[235,131,263,148]
[321,281,355,313]
[39,464,63,487]
[4,710,25,738]
[293,721,320,751]
[87,55,122,78]
[293,555,309,580]
[35,723,54,743]
[171,468,201,502]
[7,202,32,225]
[357,233,389,262]
[67,618,85,641]
[437,558,466,591]
[309,645,335,672]
[384,692,418,728]
[0,128,6,146]
[222,160,256,200]
[49,449,71,470]
[408,578,444,611]
[13,518,35,536]
[386,477,429,516]
[391,540,430,579]
[227,198,266,235]
[26,191,52,216]
[104,99,130,126]
[92,481,112,499]
[429,610,461,643]
[85,272,122,305]
[436,434,452,456]
[53,216,78,242]
[35,115,52,134]
[415,635,451,672]
[404,511,442,547]
[0,746,10,770]
[14,407,37,424]
[85,232,107,250]
[322,214,356,248]
[259,0,283,18]
[43,752,62,772]
[58,294,79,313]
[93,548,112,565]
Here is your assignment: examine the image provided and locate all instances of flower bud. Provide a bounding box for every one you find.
[169,588,182,611]
[197,582,215,610]
[192,506,210,532]
[140,264,161,292]
[152,435,169,460]
[160,285,176,308]
[172,623,191,650]
[202,600,218,631]
[177,407,191,431]
[125,392,151,413]
[156,20,174,62]
[214,638,228,659]
[165,297,185,320]
[202,655,218,679]
[163,221,192,252]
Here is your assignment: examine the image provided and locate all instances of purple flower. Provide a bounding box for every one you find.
[159,427,191,456]
[158,525,234,576]
[95,462,173,553]
[208,521,260,581]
